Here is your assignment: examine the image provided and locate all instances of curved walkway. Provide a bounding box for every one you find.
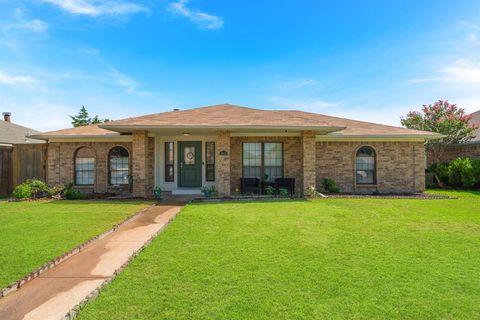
[0,201,185,320]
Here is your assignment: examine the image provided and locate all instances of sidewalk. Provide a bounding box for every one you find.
[0,202,185,320]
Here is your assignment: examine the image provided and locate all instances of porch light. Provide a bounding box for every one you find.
[183,132,190,136]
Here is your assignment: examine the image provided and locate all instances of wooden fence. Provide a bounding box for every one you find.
[0,144,47,196]
[0,146,13,197]
[12,144,47,187]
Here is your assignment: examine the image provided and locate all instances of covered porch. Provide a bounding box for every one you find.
[129,129,322,198]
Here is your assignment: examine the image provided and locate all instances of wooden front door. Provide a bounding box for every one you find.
[178,141,202,187]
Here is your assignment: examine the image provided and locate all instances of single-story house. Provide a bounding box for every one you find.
[30,104,442,197]
[0,112,46,196]
[427,110,480,165]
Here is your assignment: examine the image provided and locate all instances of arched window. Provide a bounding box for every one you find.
[109,146,129,185]
[75,147,95,185]
[356,146,376,184]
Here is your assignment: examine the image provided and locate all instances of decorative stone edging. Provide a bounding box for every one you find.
[63,206,181,320]
[0,204,155,299]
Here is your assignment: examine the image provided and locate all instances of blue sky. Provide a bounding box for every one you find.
[1,0,480,131]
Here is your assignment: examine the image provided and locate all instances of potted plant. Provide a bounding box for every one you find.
[153,186,162,200]
[201,185,214,198]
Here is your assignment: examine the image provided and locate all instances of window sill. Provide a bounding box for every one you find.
[356,184,378,187]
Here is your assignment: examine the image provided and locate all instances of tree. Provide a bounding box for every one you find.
[401,100,478,163]
[70,106,110,127]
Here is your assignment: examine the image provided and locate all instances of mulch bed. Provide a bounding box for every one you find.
[192,193,453,202]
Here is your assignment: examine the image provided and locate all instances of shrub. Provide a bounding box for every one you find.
[305,186,317,198]
[12,183,32,199]
[64,185,85,200]
[472,159,480,186]
[322,178,340,193]
[448,157,475,188]
[49,185,65,197]
[278,188,289,196]
[429,163,450,183]
[12,179,50,199]
[265,185,276,195]
[28,179,50,198]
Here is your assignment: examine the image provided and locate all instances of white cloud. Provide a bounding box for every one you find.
[0,70,36,85]
[109,68,152,96]
[41,0,149,17]
[407,59,480,85]
[440,59,480,84]
[3,19,48,32]
[168,0,223,30]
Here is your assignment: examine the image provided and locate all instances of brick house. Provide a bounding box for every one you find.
[427,110,480,165]
[30,104,442,197]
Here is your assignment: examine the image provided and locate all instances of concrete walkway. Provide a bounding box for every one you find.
[0,202,185,320]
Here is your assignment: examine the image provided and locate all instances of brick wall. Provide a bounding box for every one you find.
[427,143,480,165]
[316,141,426,193]
[230,136,303,195]
[301,131,316,194]
[46,141,133,194]
[217,131,231,196]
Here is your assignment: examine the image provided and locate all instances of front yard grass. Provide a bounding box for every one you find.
[0,200,151,288]
[78,190,480,319]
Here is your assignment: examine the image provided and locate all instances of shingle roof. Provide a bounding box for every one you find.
[0,120,44,145]
[32,123,121,139]
[31,104,442,139]
[470,110,480,141]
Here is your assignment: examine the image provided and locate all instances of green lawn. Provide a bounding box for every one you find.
[0,200,151,288]
[77,190,480,320]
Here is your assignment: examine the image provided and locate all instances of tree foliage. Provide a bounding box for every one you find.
[70,106,110,127]
[401,100,478,162]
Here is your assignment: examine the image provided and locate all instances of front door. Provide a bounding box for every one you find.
[178,141,202,187]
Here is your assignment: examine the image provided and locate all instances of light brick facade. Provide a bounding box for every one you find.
[316,141,426,193]
[216,131,231,196]
[46,141,134,194]
[45,135,426,197]
[301,131,316,194]
[230,136,303,195]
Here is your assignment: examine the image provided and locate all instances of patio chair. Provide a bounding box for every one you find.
[274,178,295,196]
[240,178,261,195]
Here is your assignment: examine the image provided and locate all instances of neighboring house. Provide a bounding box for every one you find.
[0,112,46,196]
[30,104,442,197]
[427,110,480,165]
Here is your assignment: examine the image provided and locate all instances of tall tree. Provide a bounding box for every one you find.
[401,100,478,163]
[70,106,109,127]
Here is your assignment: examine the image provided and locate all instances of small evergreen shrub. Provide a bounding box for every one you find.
[472,159,480,186]
[448,157,475,188]
[278,188,289,196]
[322,178,340,193]
[64,185,85,200]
